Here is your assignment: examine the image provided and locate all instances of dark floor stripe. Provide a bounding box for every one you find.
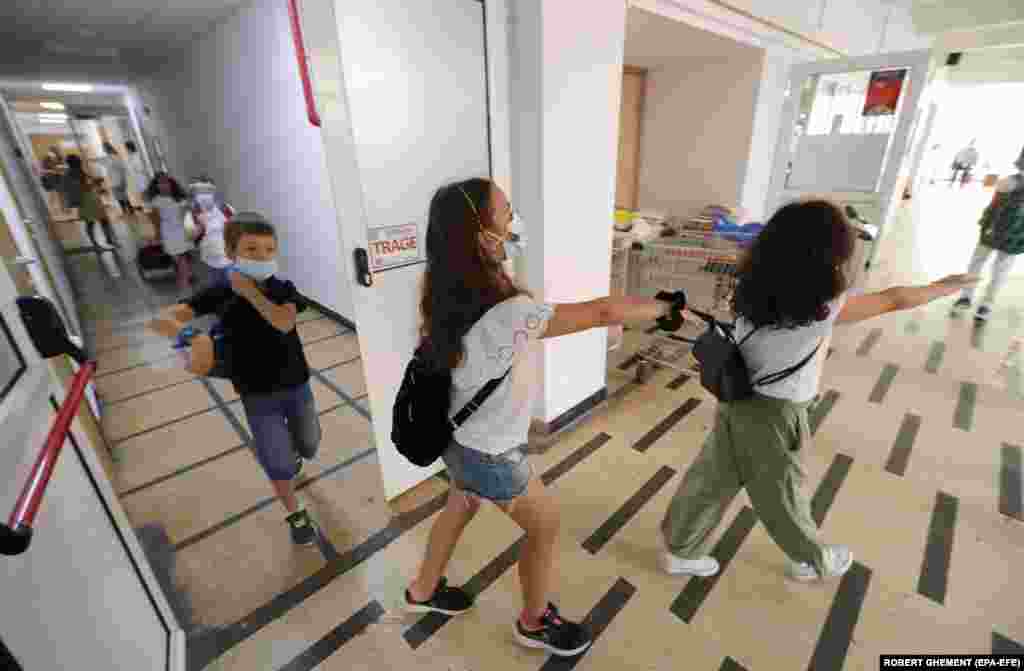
[102,376,196,406]
[925,342,945,373]
[633,398,702,453]
[808,390,840,435]
[999,444,1023,521]
[406,433,616,648]
[540,432,613,486]
[827,347,834,360]
[173,446,376,552]
[404,538,524,649]
[954,382,976,431]
[608,380,640,403]
[199,377,251,442]
[316,354,361,374]
[110,404,222,445]
[720,657,749,671]
[618,353,642,370]
[583,466,676,554]
[667,374,691,390]
[670,506,757,623]
[806,562,872,671]
[885,414,921,477]
[310,369,371,421]
[538,578,636,671]
[917,491,958,605]
[971,323,986,351]
[277,601,385,671]
[868,364,899,404]
[855,328,882,356]
[645,325,659,334]
[810,454,853,526]
[187,489,449,670]
[119,444,247,498]
[94,351,180,379]
[993,632,1024,655]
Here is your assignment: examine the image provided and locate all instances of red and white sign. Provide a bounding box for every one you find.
[367,223,422,270]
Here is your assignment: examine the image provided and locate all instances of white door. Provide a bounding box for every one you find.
[304,0,491,500]
[0,95,82,337]
[0,194,183,668]
[767,49,933,271]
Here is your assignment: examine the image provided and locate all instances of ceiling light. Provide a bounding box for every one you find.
[38,117,68,124]
[38,113,68,121]
[41,83,94,93]
[39,102,65,111]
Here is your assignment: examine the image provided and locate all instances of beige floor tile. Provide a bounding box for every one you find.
[120,448,272,545]
[811,400,911,466]
[92,327,162,351]
[302,405,375,481]
[846,587,992,662]
[321,358,368,399]
[174,500,327,629]
[94,361,194,403]
[297,318,345,344]
[103,379,215,441]
[96,339,178,376]
[819,353,892,406]
[114,408,243,494]
[305,333,361,370]
[310,377,342,413]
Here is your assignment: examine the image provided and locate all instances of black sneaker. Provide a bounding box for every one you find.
[286,509,317,546]
[514,603,592,657]
[975,305,992,322]
[404,577,474,615]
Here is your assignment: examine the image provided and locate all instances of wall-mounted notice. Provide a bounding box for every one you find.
[367,223,422,270]
[863,69,907,117]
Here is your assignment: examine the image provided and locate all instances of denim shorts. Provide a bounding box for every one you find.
[442,441,533,503]
[241,382,322,481]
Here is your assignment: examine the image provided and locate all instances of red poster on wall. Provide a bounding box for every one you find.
[863,69,908,117]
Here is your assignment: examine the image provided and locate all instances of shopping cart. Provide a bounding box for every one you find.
[608,235,631,352]
[627,231,755,384]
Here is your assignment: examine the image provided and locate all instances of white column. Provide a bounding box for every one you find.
[509,0,627,426]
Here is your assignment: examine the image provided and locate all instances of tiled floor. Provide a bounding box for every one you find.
[69,189,1023,671]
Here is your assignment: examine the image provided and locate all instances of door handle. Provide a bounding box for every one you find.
[354,248,373,287]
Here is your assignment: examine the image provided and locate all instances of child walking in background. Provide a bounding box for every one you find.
[150,213,323,546]
[953,145,1024,322]
[145,173,194,291]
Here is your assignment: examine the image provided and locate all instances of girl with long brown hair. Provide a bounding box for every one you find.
[404,177,686,657]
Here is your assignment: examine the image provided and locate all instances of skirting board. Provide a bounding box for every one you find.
[529,387,609,447]
[303,296,357,333]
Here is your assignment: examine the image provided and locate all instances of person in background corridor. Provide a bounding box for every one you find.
[951,140,979,187]
[40,146,66,214]
[404,177,688,658]
[102,142,135,215]
[124,140,148,203]
[63,154,119,251]
[145,173,193,291]
[149,213,322,546]
[659,199,979,583]
[953,146,1024,322]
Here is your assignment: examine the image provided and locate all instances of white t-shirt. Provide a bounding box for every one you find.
[197,205,231,268]
[151,196,191,257]
[451,295,554,455]
[733,292,849,403]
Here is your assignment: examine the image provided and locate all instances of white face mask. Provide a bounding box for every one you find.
[234,258,277,282]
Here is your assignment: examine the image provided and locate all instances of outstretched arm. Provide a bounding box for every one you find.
[542,295,678,340]
[837,274,979,324]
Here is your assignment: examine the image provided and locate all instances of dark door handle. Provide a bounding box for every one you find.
[354,248,373,287]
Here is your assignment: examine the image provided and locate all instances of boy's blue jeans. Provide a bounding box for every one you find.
[241,382,321,481]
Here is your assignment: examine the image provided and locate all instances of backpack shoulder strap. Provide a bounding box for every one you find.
[450,366,513,428]
[754,340,822,387]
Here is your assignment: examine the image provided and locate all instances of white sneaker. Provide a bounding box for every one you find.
[661,552,720,577]
[788,545,853,582]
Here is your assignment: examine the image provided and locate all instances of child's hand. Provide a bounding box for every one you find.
[229,270,260,299]
[933,274,981,291]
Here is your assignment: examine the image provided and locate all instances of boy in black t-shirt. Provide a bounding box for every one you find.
[151,213,321,546]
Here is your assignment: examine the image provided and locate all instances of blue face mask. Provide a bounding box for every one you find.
[234,258,277,282]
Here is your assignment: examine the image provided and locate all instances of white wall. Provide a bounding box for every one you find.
[146,0,354,322]
[509,0,626,425]
[636,52,764,220]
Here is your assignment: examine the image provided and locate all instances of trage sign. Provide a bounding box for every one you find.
[367,223,421,270]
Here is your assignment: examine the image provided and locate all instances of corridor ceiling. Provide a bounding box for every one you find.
[0,0,251,73]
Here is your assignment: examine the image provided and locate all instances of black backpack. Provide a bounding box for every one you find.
[688,308,821,402]
[392,347,512,467]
